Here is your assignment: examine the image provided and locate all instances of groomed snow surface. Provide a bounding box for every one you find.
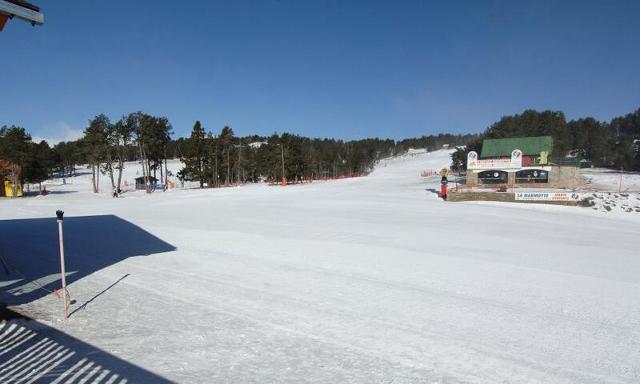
[1,149,640,383]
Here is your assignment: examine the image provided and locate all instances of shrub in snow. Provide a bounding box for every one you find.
[578,197,595,207]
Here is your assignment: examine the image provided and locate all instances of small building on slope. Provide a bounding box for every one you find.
[135,176,159,190]
[466,136,579,187]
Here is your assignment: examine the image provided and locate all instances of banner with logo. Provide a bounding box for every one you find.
[467,149,522,170]
[514,192,581,201]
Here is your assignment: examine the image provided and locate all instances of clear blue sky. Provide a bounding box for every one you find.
[2,0,639,142]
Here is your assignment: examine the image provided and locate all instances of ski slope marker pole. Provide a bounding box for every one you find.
[619,167,623,193]
[56,210,68,320]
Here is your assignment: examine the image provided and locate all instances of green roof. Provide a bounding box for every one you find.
[480,136,553,158]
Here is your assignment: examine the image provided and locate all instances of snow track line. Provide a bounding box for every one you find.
[128,248,640,338]
[5,151,639,383]
[117,265,618,384]
[172,221,640,286]
[117,276,445,383]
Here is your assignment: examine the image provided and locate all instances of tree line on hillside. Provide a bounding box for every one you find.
[82,112,172,193]
[0,112,173,194]
[396,133,481,152]
[451,108,640,171]
[1,113,474,193]
[5,107,637,195]
[0,126,55,193]
[178,121,423,186]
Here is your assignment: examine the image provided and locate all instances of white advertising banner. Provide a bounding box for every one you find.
[514,192,581,201]
[467,149,522,170]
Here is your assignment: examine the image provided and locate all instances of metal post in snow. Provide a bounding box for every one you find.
[280,143,286,186]
[56,210,68,320]
[619,167,623,193]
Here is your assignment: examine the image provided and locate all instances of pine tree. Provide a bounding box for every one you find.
[0,126,32,196]
[24,140,55,193]
[206,132,220,187]
[113,115,135,190]
[84,114,110,193]
[180,120,207,187]
[220,126,234,184]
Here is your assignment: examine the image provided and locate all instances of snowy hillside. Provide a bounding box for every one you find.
[40,159,188,195]
[581,168,640,192]
[1,149,640,383]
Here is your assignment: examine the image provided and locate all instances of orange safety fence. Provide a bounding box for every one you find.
[267,173,365,186]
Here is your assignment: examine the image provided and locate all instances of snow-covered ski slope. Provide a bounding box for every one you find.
[1,149,640,383]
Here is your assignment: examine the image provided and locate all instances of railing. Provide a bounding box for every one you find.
[550,157,582,166]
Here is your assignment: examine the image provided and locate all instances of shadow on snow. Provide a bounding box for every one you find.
[0,215,176,383]
[0,214,176,306]
[0,310,174,383]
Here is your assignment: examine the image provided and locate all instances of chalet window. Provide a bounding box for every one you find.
[515,169,548,183]
[478,170,508,184]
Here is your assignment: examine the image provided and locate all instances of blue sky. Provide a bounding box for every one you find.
[1,0,639,142]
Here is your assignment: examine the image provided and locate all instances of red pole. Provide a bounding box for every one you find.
[56,211,68,320]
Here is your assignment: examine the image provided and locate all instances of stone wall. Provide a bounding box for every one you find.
[447,191,578,205]
[466,171,478,185]
[549,166,580,188]
[465,165,579,188]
